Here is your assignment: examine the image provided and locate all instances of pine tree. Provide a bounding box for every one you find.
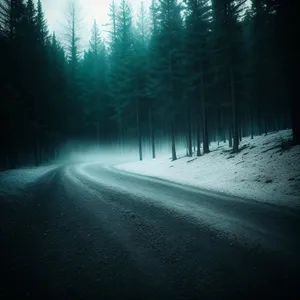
[46,33,68,158]
[132,1,150,161]
[0,0,25,41]
[212,0,247,153]
[26,0,35,26]
[108,0,134,152]
[24,0,41,165]
[156,0,183,160]
[184,0,212,156]
[36,0,49,46]
[65,0,82,136]
[146,0,160,159]
[107,0,122,147]
[83,20,109,146]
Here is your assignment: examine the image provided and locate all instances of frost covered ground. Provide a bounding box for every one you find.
[0,165,58,197]
[116,130,300,208]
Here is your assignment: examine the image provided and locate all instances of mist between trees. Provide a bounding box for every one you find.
[0,0,299,169]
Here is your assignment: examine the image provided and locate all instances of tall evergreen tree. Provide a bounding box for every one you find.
[0,0,298,169]
[212,0,247,153]
[132,1,150,160]
[273,0,300,144]
[184,0,212,156]
[65,0,82,137]
[36,0,49,46]
[146,0,160,159]
[156,0,183,160]
[108,0,134,151]
[82,20,109,146]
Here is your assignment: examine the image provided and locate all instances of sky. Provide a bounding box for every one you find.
[39,0,250,51]
[40,0,151,50]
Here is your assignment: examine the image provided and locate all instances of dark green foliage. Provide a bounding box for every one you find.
[184,0,212,155]
[81,20,110,143]
[0,0,298,169]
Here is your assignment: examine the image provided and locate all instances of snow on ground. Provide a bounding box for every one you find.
[0,165,59,197]
[116,130,300,208]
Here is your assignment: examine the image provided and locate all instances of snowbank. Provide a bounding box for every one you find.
[0,165,59,197]
[116,130,300,208]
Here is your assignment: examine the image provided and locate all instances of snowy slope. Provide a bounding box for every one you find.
[0,165,58,197]
[116,130,300,208]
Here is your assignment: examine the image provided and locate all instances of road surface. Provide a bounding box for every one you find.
[1,163,299,299]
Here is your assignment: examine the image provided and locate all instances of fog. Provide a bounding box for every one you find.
[54,136,188,167]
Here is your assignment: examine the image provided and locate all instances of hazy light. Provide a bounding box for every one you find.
[40,0,152,50]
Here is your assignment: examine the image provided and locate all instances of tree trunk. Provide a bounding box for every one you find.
[193,122,196,152]
[136,98,142,161]
[229,124,233,148]
[200,70,209,154]
[187,109,192,157]
[171,121,177,161]
[96,120,100,148]
[169,50,177,161]
[217,107,222,146]
[290,80,300,144]
[291,107,300,144]
[196,117,201,157]
[229,65,239,153]
[239,119,242,142]
[149,108,155,159]
[117,114,123,155]
[221,108,226,143]
[264,116,268,136]
[250,107,254,139]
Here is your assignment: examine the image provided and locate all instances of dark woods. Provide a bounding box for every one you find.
[0,0,299,169]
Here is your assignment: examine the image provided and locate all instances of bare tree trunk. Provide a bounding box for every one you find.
[34,99,41,166]
[229,65,239,153]
[290,77,300,144]
[149,108,155,159]
[200,69,209,154]
[187,109,192,157]
[264,116,268,136]
[171,121,177,161]
[221,108,226,143]
[185,132,189,156]
[229,123,233,148]
[117,114,123,155]
[250,107,254,139]
[217,107,221,146]
[169,50,177,160]
[239,119,242,142]
[96,120,100,148]
[136,97,142,161]
[196,117,201,157]
[258,108,264,135]
[193,126,196,152]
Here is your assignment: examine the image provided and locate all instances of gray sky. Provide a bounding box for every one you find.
[40,0,251,51]
[40,0,151,50]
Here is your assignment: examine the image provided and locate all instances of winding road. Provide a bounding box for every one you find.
[1,162,299,299]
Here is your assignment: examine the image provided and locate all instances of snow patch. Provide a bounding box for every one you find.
[115,130,300,208]
[0,165,59,197]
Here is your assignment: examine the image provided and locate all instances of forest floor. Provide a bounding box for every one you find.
[116,130,300,208]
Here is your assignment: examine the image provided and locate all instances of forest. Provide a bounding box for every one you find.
[0,0,299,169]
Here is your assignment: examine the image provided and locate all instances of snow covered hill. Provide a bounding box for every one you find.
[116,130,300,208]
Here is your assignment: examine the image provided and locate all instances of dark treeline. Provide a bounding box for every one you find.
[0,0,299,169]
